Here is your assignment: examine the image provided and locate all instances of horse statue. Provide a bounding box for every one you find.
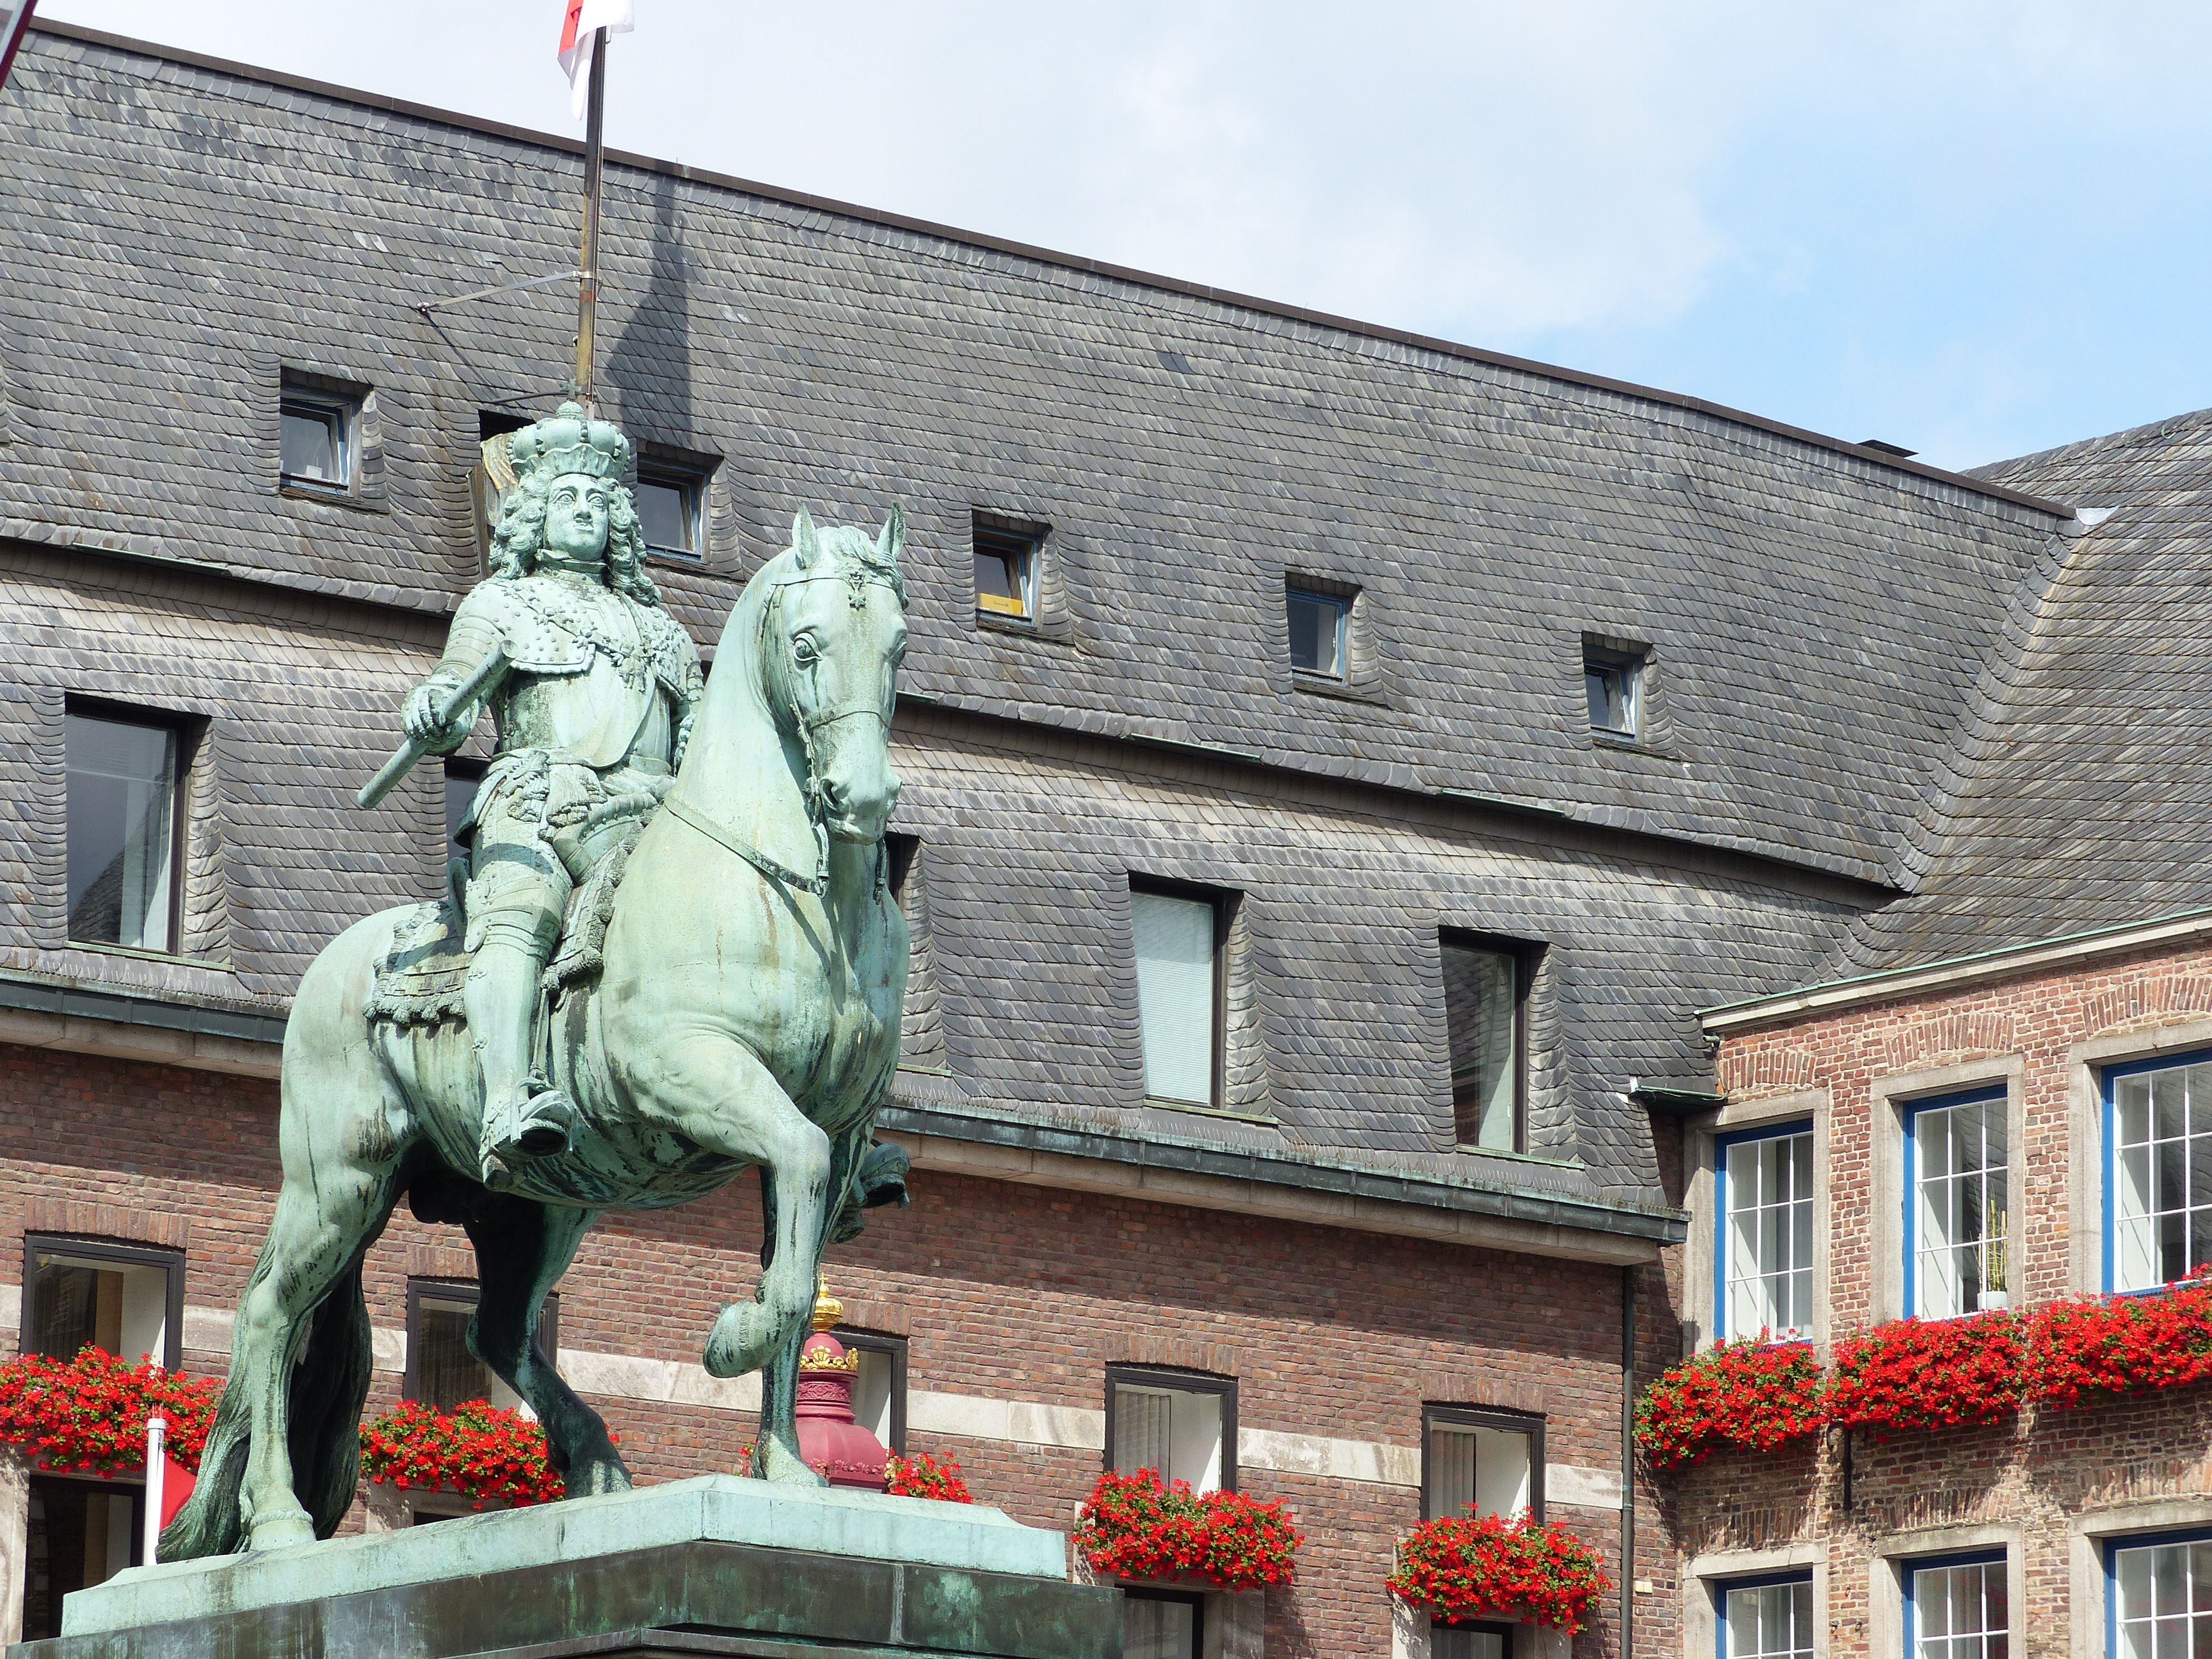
[164,503,912,1557]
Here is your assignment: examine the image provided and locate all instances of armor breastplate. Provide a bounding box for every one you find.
[493,577,656,769]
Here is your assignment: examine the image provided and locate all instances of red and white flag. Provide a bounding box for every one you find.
[557,0,633,121]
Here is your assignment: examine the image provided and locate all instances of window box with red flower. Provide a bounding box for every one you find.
[2029,1270,2212,1408]
[0,1347,218,1478]
[1828,1310,2025,1435]
[1634,1335,1825,1473]
[884,1451,973,1503]
[1387,1511,1612,1635]
[357,1399,565,1509]
[1073,1469,1301,1592]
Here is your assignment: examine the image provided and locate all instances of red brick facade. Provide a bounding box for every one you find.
[1656,938,2212,1659]
[0,1037,1659,1658]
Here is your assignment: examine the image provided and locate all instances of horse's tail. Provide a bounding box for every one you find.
[159,1246,375,1559]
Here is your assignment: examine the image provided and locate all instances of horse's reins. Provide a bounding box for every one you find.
[661,566,898,899]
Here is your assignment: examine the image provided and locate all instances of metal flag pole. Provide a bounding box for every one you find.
[573,25,608,409]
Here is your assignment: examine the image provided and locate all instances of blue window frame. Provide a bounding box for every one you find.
[1904,1552,2007,1659]
[1715,1571,1815,1659]
[1715,1120,1816,1340]
[1902,1087,2010,1319]
[2105,1528,2212,1659]
[2103,1050,2212,1292]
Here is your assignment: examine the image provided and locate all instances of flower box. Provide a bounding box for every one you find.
[1074,1469,1301,1592]
[358,1399,564,1509]
[1387,1512,1611,1635]
[1828,1311,2024,1435]
[1634,1336,1824,1472]
[885,1451,973,1503]
[2029,1272,2212,1408]
[0,1347,218,1478]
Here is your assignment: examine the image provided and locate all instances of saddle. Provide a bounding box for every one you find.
[364,817,648,1030]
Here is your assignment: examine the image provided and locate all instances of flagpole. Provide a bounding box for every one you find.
[573,25,607,409]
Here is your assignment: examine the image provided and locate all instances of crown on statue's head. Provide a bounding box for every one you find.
[506,400,632,486]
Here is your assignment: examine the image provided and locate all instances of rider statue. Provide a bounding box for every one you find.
[403,402,704,1185]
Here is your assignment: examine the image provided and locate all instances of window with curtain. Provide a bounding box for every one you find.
[65,711,181,952]
[1131,886,1219,1107]
[1108,1368,1234,1494]
[1423,1407,1541,1522]
[1718,1123,1815,1339]
[1442,938,1524,1150]
[1906,1088,2009,1317]
[2108,1054,2212,1291]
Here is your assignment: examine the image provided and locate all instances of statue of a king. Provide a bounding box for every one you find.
[401,402,703,1185]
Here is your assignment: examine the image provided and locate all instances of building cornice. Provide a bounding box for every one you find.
[27,17,2073,526]
[1700,907,2212,1037]
[0,967,1679,1258]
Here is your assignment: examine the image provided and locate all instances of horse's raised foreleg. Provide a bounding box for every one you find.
[622,1030,831,1485]
[462,1194,631,1497]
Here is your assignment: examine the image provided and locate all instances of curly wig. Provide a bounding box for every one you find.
[488,469,662,607]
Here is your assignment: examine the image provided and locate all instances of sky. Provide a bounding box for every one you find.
[31,0,2212,471]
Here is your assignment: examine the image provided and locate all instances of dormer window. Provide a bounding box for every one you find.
[636,460,707,561]
[1583,644,1643,739]
[1286,586,1349,679]
[279,375,361,494]
[973,514,1044,622]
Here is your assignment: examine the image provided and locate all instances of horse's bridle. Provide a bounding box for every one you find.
[660,567,899,899]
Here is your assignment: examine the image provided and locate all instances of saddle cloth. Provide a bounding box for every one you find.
[364,819,648,1029]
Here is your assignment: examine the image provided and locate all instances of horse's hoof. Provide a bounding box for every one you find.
[247,1510,317,1552]
[565,1458,633,1498]
[703,1300,781,1379]
[760,1436,827,1487]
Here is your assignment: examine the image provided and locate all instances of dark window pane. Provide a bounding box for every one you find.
[279,404,342,483]
[637,476,697,556]
[413,1298,488,1411]
[1125,1593,1198,1659]
[444,763,482,858]
[29,1265,101,1360]
[66,714,177,952]
[974,528,1036,617]
[1286,590,1345,677]
[1443,943,1517,1149]
[1586,658,1637,734]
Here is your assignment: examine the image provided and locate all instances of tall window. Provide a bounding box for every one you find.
[2111,1535,2212,1659]
[1433,1627,1512,1659]
[1124,1589,1203,1659]
[1907,1555,2007,1659]
[405,1281,556,1412]
[1107,1366,1235,1494]
[22,1237,183,1368]
[1442,935,1528,1151]
[1286,586,1350,679]
[2107,1052,2212,1291]
[838,1327,908,1454]
[66,710,183,953]
[278,375,360,493]
[973,514,1045,622]
[1584,645,1643,739]
[1717,1122,1815,1339]
[1130,883,1224,1108]
[636,460,707,561]
[1720,1575,1815,1659]
[1423,1406,1541,1522]
[1905,1087,2010,1317]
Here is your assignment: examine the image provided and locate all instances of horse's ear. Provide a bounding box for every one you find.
[792,505,821,569]
[877,504,906,565]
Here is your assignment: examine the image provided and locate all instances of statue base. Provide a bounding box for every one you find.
[12,1477,1121,1659]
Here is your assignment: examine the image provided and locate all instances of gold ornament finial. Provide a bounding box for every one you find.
[812,1274,843,1334]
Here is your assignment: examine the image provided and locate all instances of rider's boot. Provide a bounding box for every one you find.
[465,930,578,1187]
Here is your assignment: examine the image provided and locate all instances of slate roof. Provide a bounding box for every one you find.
[0,23,2070,891]
[0,24,2122,1217]
[1838,408,2212,970]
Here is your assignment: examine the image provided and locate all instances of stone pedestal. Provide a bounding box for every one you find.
[7,1477,1120,1659]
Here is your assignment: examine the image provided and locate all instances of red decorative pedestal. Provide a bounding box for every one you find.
[794,1281,890,1490]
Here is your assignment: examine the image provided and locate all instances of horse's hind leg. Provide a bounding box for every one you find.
[618,1029,830,1485]
[232,1164,394,1548]
[463,1194,631,1497]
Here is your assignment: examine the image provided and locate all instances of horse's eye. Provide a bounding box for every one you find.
[793,635,819,664]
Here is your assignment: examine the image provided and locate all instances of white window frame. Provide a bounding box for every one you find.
[2103,1047,2212,1293]
[1688,1093,1829,1350]
[1902,1552,2009,1659]
[1714,1119,1818,1342]
[1902,1086,2014,1319]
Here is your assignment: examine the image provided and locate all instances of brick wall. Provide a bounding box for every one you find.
[1657,941,2212,1659]
[0,1039,1643,1658]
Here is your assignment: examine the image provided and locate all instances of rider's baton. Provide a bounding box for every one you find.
[356,648,508,810]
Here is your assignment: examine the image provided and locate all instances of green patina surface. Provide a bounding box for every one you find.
[58,1478,1088,1655]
